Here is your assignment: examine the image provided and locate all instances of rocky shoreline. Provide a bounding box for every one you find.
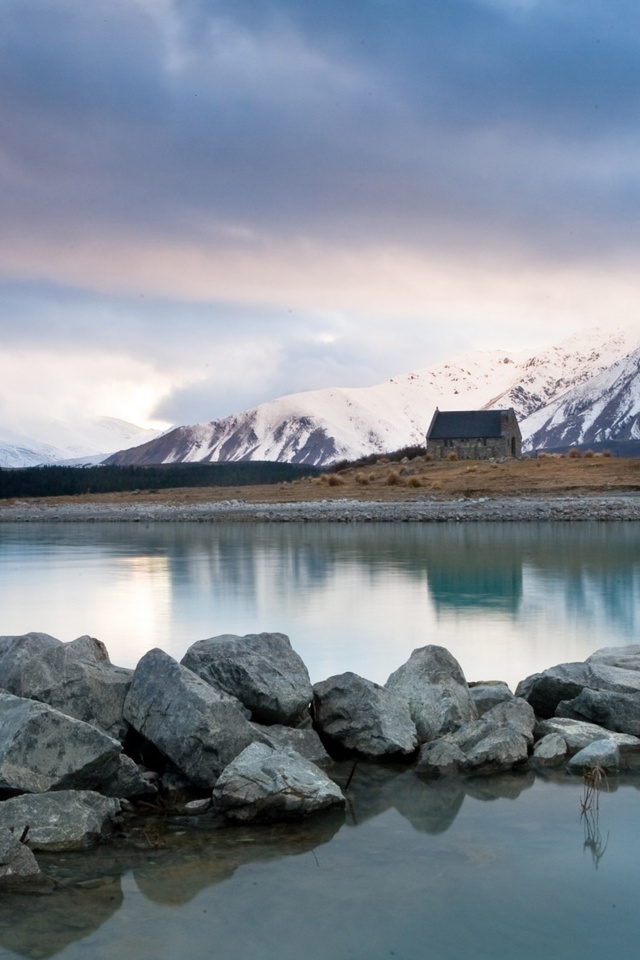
[2,629,640,889]
[1,492,640,522]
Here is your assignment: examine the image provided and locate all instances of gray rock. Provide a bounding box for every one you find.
[256,724,330,765]
[587,645,640,670]
[0,634,133,741]
[0,791,121,851]
[0,830,44,887]
[312,672,418,760]
[567,739,620,774]
[212,742,345,822]
[557,688,640,737]
[535,717,640,755]
[0,693,123,794]
[531,733,567,767]
[469,681,514,715]
[417,699,535,778]
[124,648,265,789]
[516,660,640,718]
[181,632,313,725]
[101,754,158,800]
[386,645,477,743]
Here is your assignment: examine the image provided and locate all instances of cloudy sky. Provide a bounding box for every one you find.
[2,0,640,434]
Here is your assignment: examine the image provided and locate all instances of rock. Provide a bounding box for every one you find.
[0,634,133,741]
[0,693,123,794]
[212,743,345,822]
[101,754,158,800]
[469,681,514,715]
[386,645,477,743]
[535,717,640,755]
[124,648,265,790]
[531,733,567,767]
[312,672,418,760]
[0,791,121,851]
[516,659,640,718]
[181,632,313,725]
[417,699,536,778]
[567,739,620,774]
[0,829,45,887]
[587,645,640,670]
[557,688,640,737]
[256,724,331,765]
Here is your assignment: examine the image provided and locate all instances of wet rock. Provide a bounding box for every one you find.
[535,717,640,755]
[312,672,418,760]
[0,790,121,850]
[567,739,620,774]
[386,645,477,743]
[0,829,44,887]
[212,742,345,822]
[124,648,265,790]
[102,754,158,800]
[256,723,331,765]
[0,633,132,741]
[469,681,514,716]
[0,693,122,794]
[181,632,313,725]
[516,659,640,719]
[556,688,640,737]
[531,733,567,767]
[417,699,535,778]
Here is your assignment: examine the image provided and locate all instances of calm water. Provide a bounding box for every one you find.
[1,521,639,959]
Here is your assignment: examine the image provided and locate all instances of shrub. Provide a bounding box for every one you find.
[386,469,402,486]
[326,474,346,487]
[447,451,459,461]
[407,475,423,488]
[568,448,581,458]
[355,473,369,485]
[583,449,595,458]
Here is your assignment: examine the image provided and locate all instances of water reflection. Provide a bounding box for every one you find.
[2,768,640,960]
[0,522,639,689]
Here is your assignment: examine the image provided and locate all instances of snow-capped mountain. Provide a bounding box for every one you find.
[106,326,640,467]
[0,418,163,468]
[521,346,640,450]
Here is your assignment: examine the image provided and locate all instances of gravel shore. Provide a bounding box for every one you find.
[1,493,640,522]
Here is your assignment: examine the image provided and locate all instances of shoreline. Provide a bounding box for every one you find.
[1,492,640,522]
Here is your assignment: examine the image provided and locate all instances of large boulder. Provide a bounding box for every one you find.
[312,672,418,760]
[556,688,640,737]
[0,830,45,887]
[0,693,123,794]
[0,634,132,741]
[181,632,312,725]
[417,698,536,778]
[516,658,640,718]
[124,648,265,789]
[212,743,345,822]
[385,645,477,743]
[255,724,331,765]
[0,791,121,850]
[535,717,640,755]
[567,739,620,774]
[587,645,640,670]
[469,682,514,716]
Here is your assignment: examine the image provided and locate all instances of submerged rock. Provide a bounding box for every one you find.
[0,693,122,794]
[212,742,345,822]
[181,632,313,725]
[531,733,567,767]
[124,648,265,789]
[0,790,121,851]
[386,645,477,743]
[567,739,620,774]
[313,671,418,760]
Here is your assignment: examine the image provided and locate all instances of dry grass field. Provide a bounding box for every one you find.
[15,453,640,508]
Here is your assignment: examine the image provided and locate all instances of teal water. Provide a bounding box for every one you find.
[0,521,638,687]
[0,521,639,959]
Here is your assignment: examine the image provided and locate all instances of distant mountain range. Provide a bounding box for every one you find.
[4,326,639,469]
[105,326,640,467]
[0,418,161,469]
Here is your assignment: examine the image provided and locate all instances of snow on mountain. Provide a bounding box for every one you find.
[0,418,163,468]
[521,345,640,451]
[106,325,640,468]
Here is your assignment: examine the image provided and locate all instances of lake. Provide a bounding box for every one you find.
[1,520,639,959]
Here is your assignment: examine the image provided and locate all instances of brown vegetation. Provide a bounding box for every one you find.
[6,454,640,510]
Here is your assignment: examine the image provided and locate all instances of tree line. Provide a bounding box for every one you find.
[0,462,322,499]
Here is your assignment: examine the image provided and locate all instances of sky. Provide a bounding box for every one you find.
[2,0,640,435]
